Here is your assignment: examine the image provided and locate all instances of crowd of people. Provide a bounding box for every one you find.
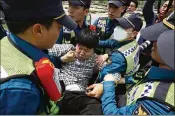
[0,0,174,115]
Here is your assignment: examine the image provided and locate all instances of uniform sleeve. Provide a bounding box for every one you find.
[98,39,118,49]
[0,78,41,115]
[101,81,137,115]
[125,76,138,84]
[93,18,99,26]
[143,0,156,26]
[101,81,175,115]
[99,52,126,81]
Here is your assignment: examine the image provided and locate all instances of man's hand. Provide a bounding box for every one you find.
[86,84,103,99]
[96,54,108,68]
[60,50,76,63]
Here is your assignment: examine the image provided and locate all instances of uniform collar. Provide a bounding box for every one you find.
[78,17,88,29]
[9,33,49,62]
[146,66,175,81]
[74,18,88,34]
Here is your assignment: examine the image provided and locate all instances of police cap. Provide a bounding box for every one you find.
[0,0,77,30]
[141,11,174,41]
[68,0,91,9]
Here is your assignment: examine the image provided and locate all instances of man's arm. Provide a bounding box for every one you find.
[48,44,74,57]
[101,81,136,115]
[93,18,99,26]
[98,39,118,49]
[48,44,75,68]
[99,52,126,82]
[143,0,157,26]
[101,81,175,115]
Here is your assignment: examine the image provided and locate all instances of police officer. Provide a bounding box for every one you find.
[88,13,143,101]
[0,0,77,114]
[86,13,175,115]
[93,0,130,54]
[96,13,143,83]
[57,0,92,44]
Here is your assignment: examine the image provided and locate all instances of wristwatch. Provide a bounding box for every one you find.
[112,73,122,82]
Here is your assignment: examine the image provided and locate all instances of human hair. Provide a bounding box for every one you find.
[6,18,54,34]
[76,28,99,49]
[132,0,138,8]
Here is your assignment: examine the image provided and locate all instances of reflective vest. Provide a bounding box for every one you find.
[117,40,140,76]
[117,67,175,110]
[95,17,108,54]
[62,26,76,44]
[126,81,175,110]
[96,17,107,34]
[0,37,59,115]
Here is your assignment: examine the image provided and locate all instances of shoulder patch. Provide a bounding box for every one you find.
[132,104,151,115]
[99,17,107,20]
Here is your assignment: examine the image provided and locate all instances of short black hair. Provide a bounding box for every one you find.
[131,0,138,8]
[6,18,54,34]
[76,28,99,49]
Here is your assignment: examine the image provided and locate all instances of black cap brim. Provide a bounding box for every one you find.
[157,30,174,70]
[117,18,133,29]
[55,14,77,30]
[108,1,124,7]
[140,22,169,41]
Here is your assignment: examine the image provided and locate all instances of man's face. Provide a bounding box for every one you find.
[35,21,62,49]
[127,2,137,13]
[75,44,93,60]
[151,41,165,65]
[108,3,125,19]
[125,28,137,40]
[68,3,88,23]
[159,1,173,16]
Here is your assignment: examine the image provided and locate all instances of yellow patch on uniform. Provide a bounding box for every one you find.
[42,59,54,68]
[133,104,151,115]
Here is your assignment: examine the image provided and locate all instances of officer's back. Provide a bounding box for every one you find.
[0,0,76,114]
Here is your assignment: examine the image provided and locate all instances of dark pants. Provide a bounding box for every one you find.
[115,84,127,108]
[57,91,102,115]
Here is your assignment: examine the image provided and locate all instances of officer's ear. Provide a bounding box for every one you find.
[84,8,89,15]
[131,31,138,38]
[32,24,45,37]
[121,6,126,13]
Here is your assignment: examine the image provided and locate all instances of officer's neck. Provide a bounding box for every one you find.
[76,19,84,28]
[17,33,40,49]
